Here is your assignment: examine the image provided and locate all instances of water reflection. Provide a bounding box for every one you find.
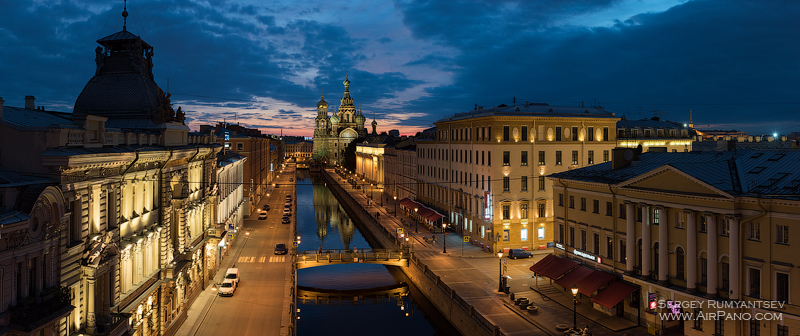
[295,170,460,336]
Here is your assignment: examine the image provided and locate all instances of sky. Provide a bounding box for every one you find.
[1,0,798,137]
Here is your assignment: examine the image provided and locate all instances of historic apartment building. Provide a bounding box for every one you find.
[415,102,619,252]
[383,137,417,202]
[548,147,800,335]
[284,140,313,158]
[0,16,223,336]
[616,116,696,153]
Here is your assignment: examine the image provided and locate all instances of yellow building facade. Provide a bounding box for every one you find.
[549,148,800,335]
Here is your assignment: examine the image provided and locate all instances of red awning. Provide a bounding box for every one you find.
[591,281,638,309]
[554,266,594,289]
[424,212,443,222]
[399,198,419,208]
[536,255,579,280]
[529,254,558,274]
[574,270,616,296]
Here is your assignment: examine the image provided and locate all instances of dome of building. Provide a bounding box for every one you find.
[330,114,340,124]
[355,111,366,124]
[317,95,328,109]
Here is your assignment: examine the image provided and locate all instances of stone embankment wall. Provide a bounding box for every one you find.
[320,170,504,336]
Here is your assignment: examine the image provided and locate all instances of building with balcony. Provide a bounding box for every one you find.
[415,102,619,252]
[548,147,800,335]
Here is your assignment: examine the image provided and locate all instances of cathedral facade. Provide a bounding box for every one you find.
[312,76,370,165]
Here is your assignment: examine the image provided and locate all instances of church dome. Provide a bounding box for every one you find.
[371,118,377,126]
[330,114,340,124]
[317,95,328,109]
[355,112,366,124]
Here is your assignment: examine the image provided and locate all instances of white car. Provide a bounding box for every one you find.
[218,279,237,297]
[258,212,267,220]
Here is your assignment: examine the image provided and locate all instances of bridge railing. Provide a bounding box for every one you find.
[296,249,406,263]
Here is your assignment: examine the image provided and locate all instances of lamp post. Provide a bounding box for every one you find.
[571,285,579,332]
[414,208,419,233]
[380,189,383,206]
[393,196,397,215]
[442,223,447,253]
[497,252,504,292]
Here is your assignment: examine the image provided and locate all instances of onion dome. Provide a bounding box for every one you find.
[330,113,340,124]
[317,95,328,109]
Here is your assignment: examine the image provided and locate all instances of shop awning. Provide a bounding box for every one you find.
[424,212,444,222]
[399,198,419,208]
[554,266,594,289]
[590,281,638,309]
[535,255,579,280]
[529,254,558,274]
[574,270,616,296]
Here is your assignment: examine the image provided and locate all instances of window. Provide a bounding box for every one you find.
[700,216,707,232]
[588,126,594,141]
[503,177,510,192]
[675,213,684,228]
[559,224,565,243]
[481,151,485,165]
[558,193,564,206]
[676,247,685,279]
[488,126,492,140]
[556,126,562,141]
[721,261,729,290]
[653,242,660,276]
[593,233,600,254]
[521,204,529,219]
[644,129,652,138]
[749,223,760,240]
[538,151,545,165]
[694,309,703,330]
[592,200,599,214]
[580,230,587,250]
[721,220,730,236]
[603,150,609,162]
[619,240,626,263]
[652,208,660,224]
[603,126,609,141]
[538,176,545,191]
[571,150,578,165]
[776,272,789,303]
[588,150,594,165]
[580,197,586,211]
[606,202,612,216]
[569,227,575,246]
[537,203,545,218]
[619,204,627,219]
[521,228,528,241]
[521,151,528,166]
[503,126,510,141]
[503,151,510,166]
[556,151,562,165]
[522,126,528,141]
[236,142,244,151]
[749,268,760,298]
[750,318,760,336]
[521,176,527,191]
[777,325,788,336]
[572,126,578,141]
[700,258,708,285]
[776,224,789,244]
[569,196,574,209]
[606,237,613,258]
[502,205,510,220]
[503,229,510,242]
[714,317,724,336]
[488,151,491,166]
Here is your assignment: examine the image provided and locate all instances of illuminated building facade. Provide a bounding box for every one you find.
[549,148,800,335]
[312,76,368,165]
[0,17,221,336]
[415,102,619,252]
[616,116,696,152]
[383,137,417,202]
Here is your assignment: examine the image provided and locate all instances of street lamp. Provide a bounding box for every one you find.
[571,285,579,332]
[414,208,419,233]
[380,189,384,206]
[497,252,504,292]
[393,196,397,215]
[442,223,447,253]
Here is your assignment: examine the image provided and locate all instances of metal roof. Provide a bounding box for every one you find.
[1,106,72,130]
[438,104,616,122]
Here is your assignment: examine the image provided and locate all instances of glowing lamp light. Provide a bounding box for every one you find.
[497,252,503,258]
[571,286,579,296]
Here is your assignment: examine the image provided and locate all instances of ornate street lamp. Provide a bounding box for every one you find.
[380,189,384,206]
[442,222,447,253]
[414,208,419,233]
[497,252,504,292]
[393,196,397,215]
[571,285,579,332]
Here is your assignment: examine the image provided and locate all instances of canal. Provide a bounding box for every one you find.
[294,170,460,336]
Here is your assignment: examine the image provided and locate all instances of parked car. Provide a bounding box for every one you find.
[507,249,533,259]
[281,216,291,224]
[224,268,240,286]
[258,212,267,220]
[264,205,270,211]
[274,243,288,255]
[218,279,237,297]
[289,178,294,182]
[285,194,292,200]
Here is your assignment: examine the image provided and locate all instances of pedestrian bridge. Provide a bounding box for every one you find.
[295,249,407,269]
[297,283,409,305]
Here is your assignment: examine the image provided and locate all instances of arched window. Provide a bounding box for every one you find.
[676,247,685,280]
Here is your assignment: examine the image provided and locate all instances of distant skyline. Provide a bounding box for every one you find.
[1,0,798,137]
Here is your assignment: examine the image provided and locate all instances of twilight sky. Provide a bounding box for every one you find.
[1,0,798,137]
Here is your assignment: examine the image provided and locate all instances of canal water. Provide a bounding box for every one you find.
[295,170,460,336]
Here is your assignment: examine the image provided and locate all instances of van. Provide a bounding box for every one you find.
[224,268,240,286]
[507,249,532,259]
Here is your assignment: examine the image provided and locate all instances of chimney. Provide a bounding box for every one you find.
[24,95,35,109]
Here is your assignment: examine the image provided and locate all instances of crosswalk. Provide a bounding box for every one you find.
[237,256,286,263]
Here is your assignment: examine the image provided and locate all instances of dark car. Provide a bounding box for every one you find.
[507,249,533,259]
[264,205,270,211]
[274,243,288,255]
[281,216,290,224]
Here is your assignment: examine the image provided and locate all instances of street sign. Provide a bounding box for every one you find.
[397,228,404,235]
[228,223,235,230]
[503,259,507,265]
[293,241,298,247]
[503,266,507,273]
[463,236,470,243]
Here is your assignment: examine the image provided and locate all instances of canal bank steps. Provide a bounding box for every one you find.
[322,169,550,336]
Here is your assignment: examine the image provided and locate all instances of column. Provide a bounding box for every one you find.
[85,269,97,334]
[728,216,740,300]
[625,201,635,273]
[658,206,669,283]
[706,213,717,296]
[641,204,651,277]
[685,210,697,292]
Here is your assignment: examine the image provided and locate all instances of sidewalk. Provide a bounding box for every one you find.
[329,168,650,336]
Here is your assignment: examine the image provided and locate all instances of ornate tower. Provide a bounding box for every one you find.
[314,95,329,137]
[339,75,356,126]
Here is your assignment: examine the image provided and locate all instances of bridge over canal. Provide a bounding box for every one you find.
[295,249,407,269]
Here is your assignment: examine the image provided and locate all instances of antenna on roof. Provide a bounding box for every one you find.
[122,0,128,31]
